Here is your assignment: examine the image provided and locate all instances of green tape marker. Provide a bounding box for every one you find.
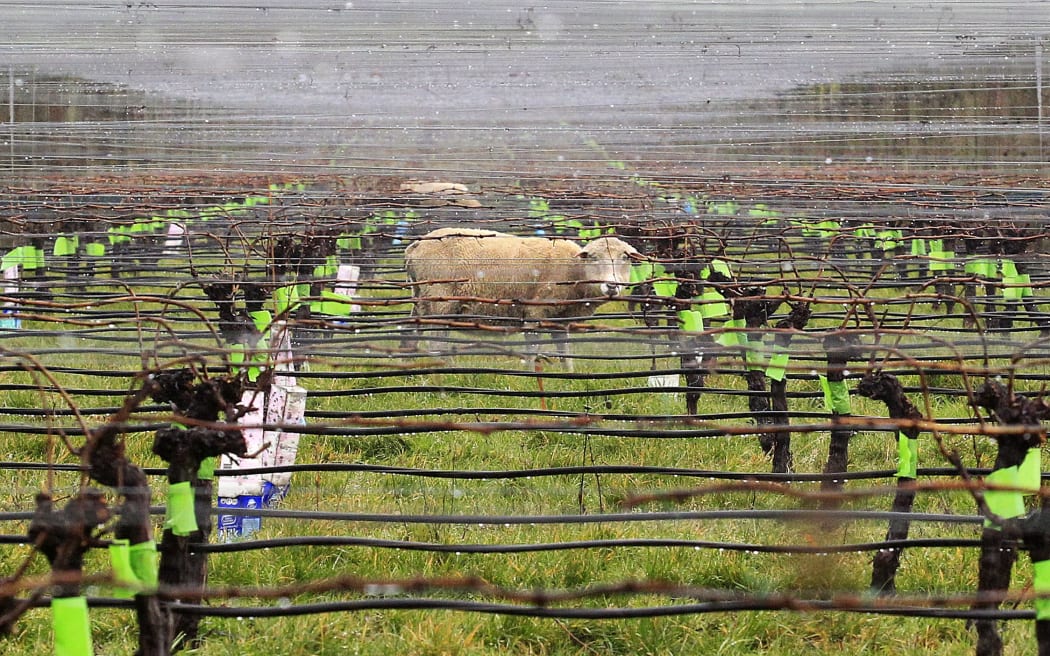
[876,230,900,251]
[230,342,264,382]
[984,466,1025,525]
[52,596,92,656]
[716,318,746,347]
[128,540,158,589]
[677,309,703,333]
[744,346,766,371]
[20,246,40,272]
[109,538,138,599]
[337,234,362,251]
[198,456,217,481]
[964,258,997,278]
[165,481,198,536]
[820,377,852,414]
[928,250,954,272]
[313,256,338,278]
[1035,559,1050,620]
[311,291,355,317]
[896,434,918,479]
[855,226,874,239]
[53,236,77,257]
[710,259,732,278]
[273,285,299,314]
[815,219,838,239]
[700,259,732,280]
[699,290,730,319]
[1019,447,1042,494]
[708,201,738,216]
[1002,275,1033,300]
[1019,273,1034,297]
[629,262,653,285]
[1,246,25,271]
[652,279,678,297]
[578,224,604,240]
[250,310,272,333]
[765,352,789,382]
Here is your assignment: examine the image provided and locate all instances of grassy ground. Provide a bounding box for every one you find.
[1,241,1048,655]
[1,305,1045,656]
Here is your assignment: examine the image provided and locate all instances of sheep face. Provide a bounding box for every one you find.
[576,237,640,297]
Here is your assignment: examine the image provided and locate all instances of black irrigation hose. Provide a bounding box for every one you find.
[149,598,1042,622]
[196,535,983,556]
[26,596,1036,621]
[0,460,1018,483]
[0,508,988,527]
[199,507,985,527]
[0,418,957,439]
[0,534,986,554]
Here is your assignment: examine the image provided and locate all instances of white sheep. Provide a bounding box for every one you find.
[404,227,640,360]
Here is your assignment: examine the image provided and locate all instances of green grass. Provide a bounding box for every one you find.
[2,290,1048,655]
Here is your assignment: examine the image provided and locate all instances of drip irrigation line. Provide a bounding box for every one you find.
[196,535,983,557]
[201,507,985,527]
[0,421,167,435]
[149,598,1040,622]
[24,596,1037,622]
[0,507,984,527]
[0,460,1014,486]
[0,404,166,416]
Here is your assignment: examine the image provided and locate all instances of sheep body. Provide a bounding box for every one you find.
[404,227,638,323]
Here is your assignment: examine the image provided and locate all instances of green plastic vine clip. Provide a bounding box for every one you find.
[896,434,919,479]
[165,481,198,536]
[716,318,746,348]
[677,309,703,333]
[984,466,1026,527]
[108,539,139,599]
[198,456,217,481]
[819,377,852,414]
[128,540,158,590]
[765,352,790,382]
[1035,560,1050,621]
[51,596,93,656]
[1018,447,1042,494]
[699,290,729,319]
